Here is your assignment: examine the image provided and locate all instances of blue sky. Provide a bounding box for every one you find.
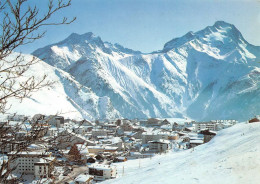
[18,0,260,53]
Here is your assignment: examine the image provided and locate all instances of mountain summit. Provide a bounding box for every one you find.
[31,21,260,121]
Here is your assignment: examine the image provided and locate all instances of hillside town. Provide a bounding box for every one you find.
[2,114,258,183]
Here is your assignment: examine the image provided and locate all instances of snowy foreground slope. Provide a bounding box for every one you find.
[104,122,260,184]
[32,21,260,121]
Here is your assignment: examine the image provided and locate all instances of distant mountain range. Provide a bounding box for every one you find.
[10,21,259,121]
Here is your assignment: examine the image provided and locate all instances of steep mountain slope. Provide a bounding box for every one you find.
[33,21,260,121]
[104,121,260,184]
[3,54,120,120]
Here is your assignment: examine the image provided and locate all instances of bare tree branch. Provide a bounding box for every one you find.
[0,0,76,182]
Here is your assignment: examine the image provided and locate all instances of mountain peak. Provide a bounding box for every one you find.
[162,21,245,52]
[213,20,233,28]
[66,32,100,42]
[162,31,195,52]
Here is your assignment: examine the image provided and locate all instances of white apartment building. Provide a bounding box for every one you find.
[194,120,237,131]
[194,122,217,131]
[8,151,55,178]
[142,131,170,144]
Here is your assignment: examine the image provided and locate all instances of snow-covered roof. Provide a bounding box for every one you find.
[8,151,51,156]
[149,139,170,144]
[89,164,116,170]
[74,174,92,182]
[88,145,104,149]
[104,146,118,150]
[130,152,142,156]
[35,157,55,164]
[110,137,122,143]
[190,139,204,144]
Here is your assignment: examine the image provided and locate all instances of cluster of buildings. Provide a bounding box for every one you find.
[0,114,239,183]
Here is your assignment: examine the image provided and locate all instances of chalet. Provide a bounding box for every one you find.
[178,132,188,137]
[87,157,96,163]
[146,118,161,127]
[132,128,145,139]
[168,133,179,140]
[199,129,217,143]
[189,139,204,148]
[108,137,123,150]
[56,130,88,149]
[47,115,64,128]
[148,139,171,153]
[74,174,93,184]
[184,127,192,132]
[114,156,127,162]
[128,152,142,159]
[95,154,104,161]
[88,164,117,181]
[161,119,171,126]
[172,122,184,131]
[79,119,94,126]
[102,124,117,131]
[249,117,260,123]
[87,145,105,155]
[104,146,118,153]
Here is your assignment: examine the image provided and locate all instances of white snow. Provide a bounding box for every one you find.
[51,45,81,62]
[105,122,260,184]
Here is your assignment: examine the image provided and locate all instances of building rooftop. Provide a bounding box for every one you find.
[75,174,92,182]
[149,139,170,144]
[89,164,116,170]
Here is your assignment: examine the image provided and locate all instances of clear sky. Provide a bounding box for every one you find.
[18,0,260,53]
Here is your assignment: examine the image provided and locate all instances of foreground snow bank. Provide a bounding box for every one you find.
[104,122,260,184]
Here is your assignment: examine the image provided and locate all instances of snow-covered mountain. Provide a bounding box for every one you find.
[103,121,260,184]
[31,21,259,121]
[3,54,120,120]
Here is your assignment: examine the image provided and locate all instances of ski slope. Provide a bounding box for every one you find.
[104,122,260,184]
